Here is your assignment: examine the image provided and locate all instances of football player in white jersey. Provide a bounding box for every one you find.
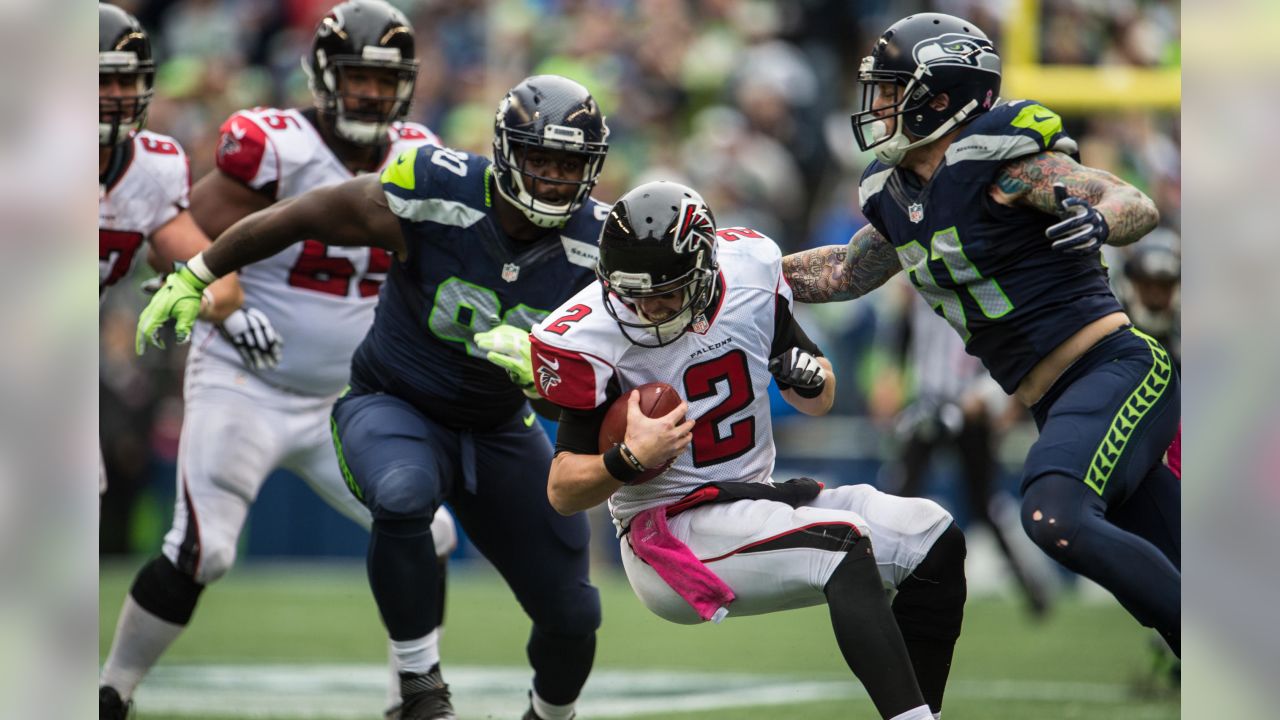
[99,0,253,498]
[530,182,967,720]
[100,3,456,719]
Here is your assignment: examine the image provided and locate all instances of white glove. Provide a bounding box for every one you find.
[219,307,283,370]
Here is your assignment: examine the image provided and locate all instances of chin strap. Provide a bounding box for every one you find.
[874,99,979,166]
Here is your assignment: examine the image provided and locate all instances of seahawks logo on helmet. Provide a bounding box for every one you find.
[912,33,1000,73]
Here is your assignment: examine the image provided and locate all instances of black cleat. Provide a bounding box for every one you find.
[396,666,456,720]
[99,686,132,720]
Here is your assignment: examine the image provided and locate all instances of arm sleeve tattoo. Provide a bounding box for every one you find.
[781,224,901,303]
[994,151,1160,246]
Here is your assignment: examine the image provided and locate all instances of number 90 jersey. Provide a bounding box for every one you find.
[188,107,440,395]
[353,145,607,430]
[860,99,1123,394]
[99,130,190,297]
[530,229,792,524]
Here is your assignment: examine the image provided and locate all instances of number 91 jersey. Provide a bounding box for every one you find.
[860,99,1123,394]
[189,107,440,395]
[530,229,790,523]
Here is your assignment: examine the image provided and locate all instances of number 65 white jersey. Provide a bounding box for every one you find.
[531,228,797,523]
[188,107,440,396]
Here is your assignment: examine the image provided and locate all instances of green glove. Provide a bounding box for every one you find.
[474,325,538,399]
[136,266,209,354]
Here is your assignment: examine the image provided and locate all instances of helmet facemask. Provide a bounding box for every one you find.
[851,27,1001,166]
[306,45,417,145]
[494,116,608,229]
[598,252,716,348]
[99,51,154,147]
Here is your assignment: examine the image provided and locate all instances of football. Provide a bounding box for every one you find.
[598,382,682,483]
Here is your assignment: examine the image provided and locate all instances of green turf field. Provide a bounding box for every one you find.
[100,560,1179,719]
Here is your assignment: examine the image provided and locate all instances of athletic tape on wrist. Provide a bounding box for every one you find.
[185,253,219,285]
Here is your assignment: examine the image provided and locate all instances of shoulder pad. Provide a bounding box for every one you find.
[530,292,621,411]
[381,145,490,228]
[132,130,191,209]
[215,110,279,189]
[858,161,894,211]
[715,227,783,293]
[944,100,1079,166]
[391,121,441,147]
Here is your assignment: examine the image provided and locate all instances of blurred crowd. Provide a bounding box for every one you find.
[101,0,1181,554]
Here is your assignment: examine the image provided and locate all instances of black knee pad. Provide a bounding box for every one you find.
[368,465,440,521]
[823,534,881,599]
[1021,475,1088,562]
[893,523,967,643]
[533,582,602,638]
[129,555,205,626]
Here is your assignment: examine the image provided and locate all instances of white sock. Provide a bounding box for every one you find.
[99,596,186,700]
[390,629,440,675]
[531,689,576,720]
[934,713,942,719]
[887,705,933,720]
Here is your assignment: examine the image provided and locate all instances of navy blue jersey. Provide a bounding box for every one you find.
[352,144,607,429]
[860,99,1124,394]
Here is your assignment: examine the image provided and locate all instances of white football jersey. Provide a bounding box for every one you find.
[531,228,793,523]
[99,130,190,296]
[188,107,440,395]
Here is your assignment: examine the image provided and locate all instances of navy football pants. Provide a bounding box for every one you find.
[1022,327,1180,653]
[332,390,601,704]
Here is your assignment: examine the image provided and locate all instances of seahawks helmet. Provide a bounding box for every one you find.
[99,3,155,147]
[597,181,719,347]
[304,0,418,145]
[852,13,1001,165]
[493,75,609,229]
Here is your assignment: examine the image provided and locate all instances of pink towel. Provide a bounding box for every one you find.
[1165,423,1181,480]
[628,506,735,623]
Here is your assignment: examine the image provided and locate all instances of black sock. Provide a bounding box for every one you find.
[129,555,204,626]
[824,536,926,718]
[893,523,967,713]
[527,626,596,706]
[368,516,438,640]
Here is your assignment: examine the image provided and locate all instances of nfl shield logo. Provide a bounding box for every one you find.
[501,263,520,282]
[691,313,709,335]
[908,203,924,224]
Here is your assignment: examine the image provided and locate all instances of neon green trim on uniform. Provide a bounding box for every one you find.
[483,165,493,208]
[1084,328,1173,496]
[329,386,363,502]
[1010,103,1062,148]
[381,148,418,191]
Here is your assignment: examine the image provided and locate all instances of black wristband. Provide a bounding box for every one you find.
[603,445,644,484]
[618,442,646,471]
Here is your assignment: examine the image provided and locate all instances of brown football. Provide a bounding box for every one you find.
[598,382,682,484]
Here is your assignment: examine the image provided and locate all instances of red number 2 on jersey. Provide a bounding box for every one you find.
[683,350,756,466]
[287,241,390,297]
[545,304,593,335]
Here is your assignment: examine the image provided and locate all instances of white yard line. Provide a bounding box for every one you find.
[136,664,1156,719]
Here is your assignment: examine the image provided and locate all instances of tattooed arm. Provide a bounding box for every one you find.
[991,151,1159,246]
[781,223,901,303]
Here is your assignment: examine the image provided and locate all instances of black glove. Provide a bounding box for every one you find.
[768,347,826,398]
[218,307,283,370]
[1046,183,1109,255]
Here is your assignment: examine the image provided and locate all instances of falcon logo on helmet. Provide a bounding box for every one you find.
[673,198,715,255]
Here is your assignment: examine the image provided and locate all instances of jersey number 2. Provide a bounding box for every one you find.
[684,350,755,467]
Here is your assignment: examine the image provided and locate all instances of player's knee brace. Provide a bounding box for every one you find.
[367,464,440,521]
[130,555,205,626]
[893,522,967,644]
[534,582,602,638]
[1021,474,1089,564]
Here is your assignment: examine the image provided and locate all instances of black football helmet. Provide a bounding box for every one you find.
[493,75,609,229]
[304,0,418,145]
[99,3,155,147]
[597,181,719,347]
[851,13,1001,165]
